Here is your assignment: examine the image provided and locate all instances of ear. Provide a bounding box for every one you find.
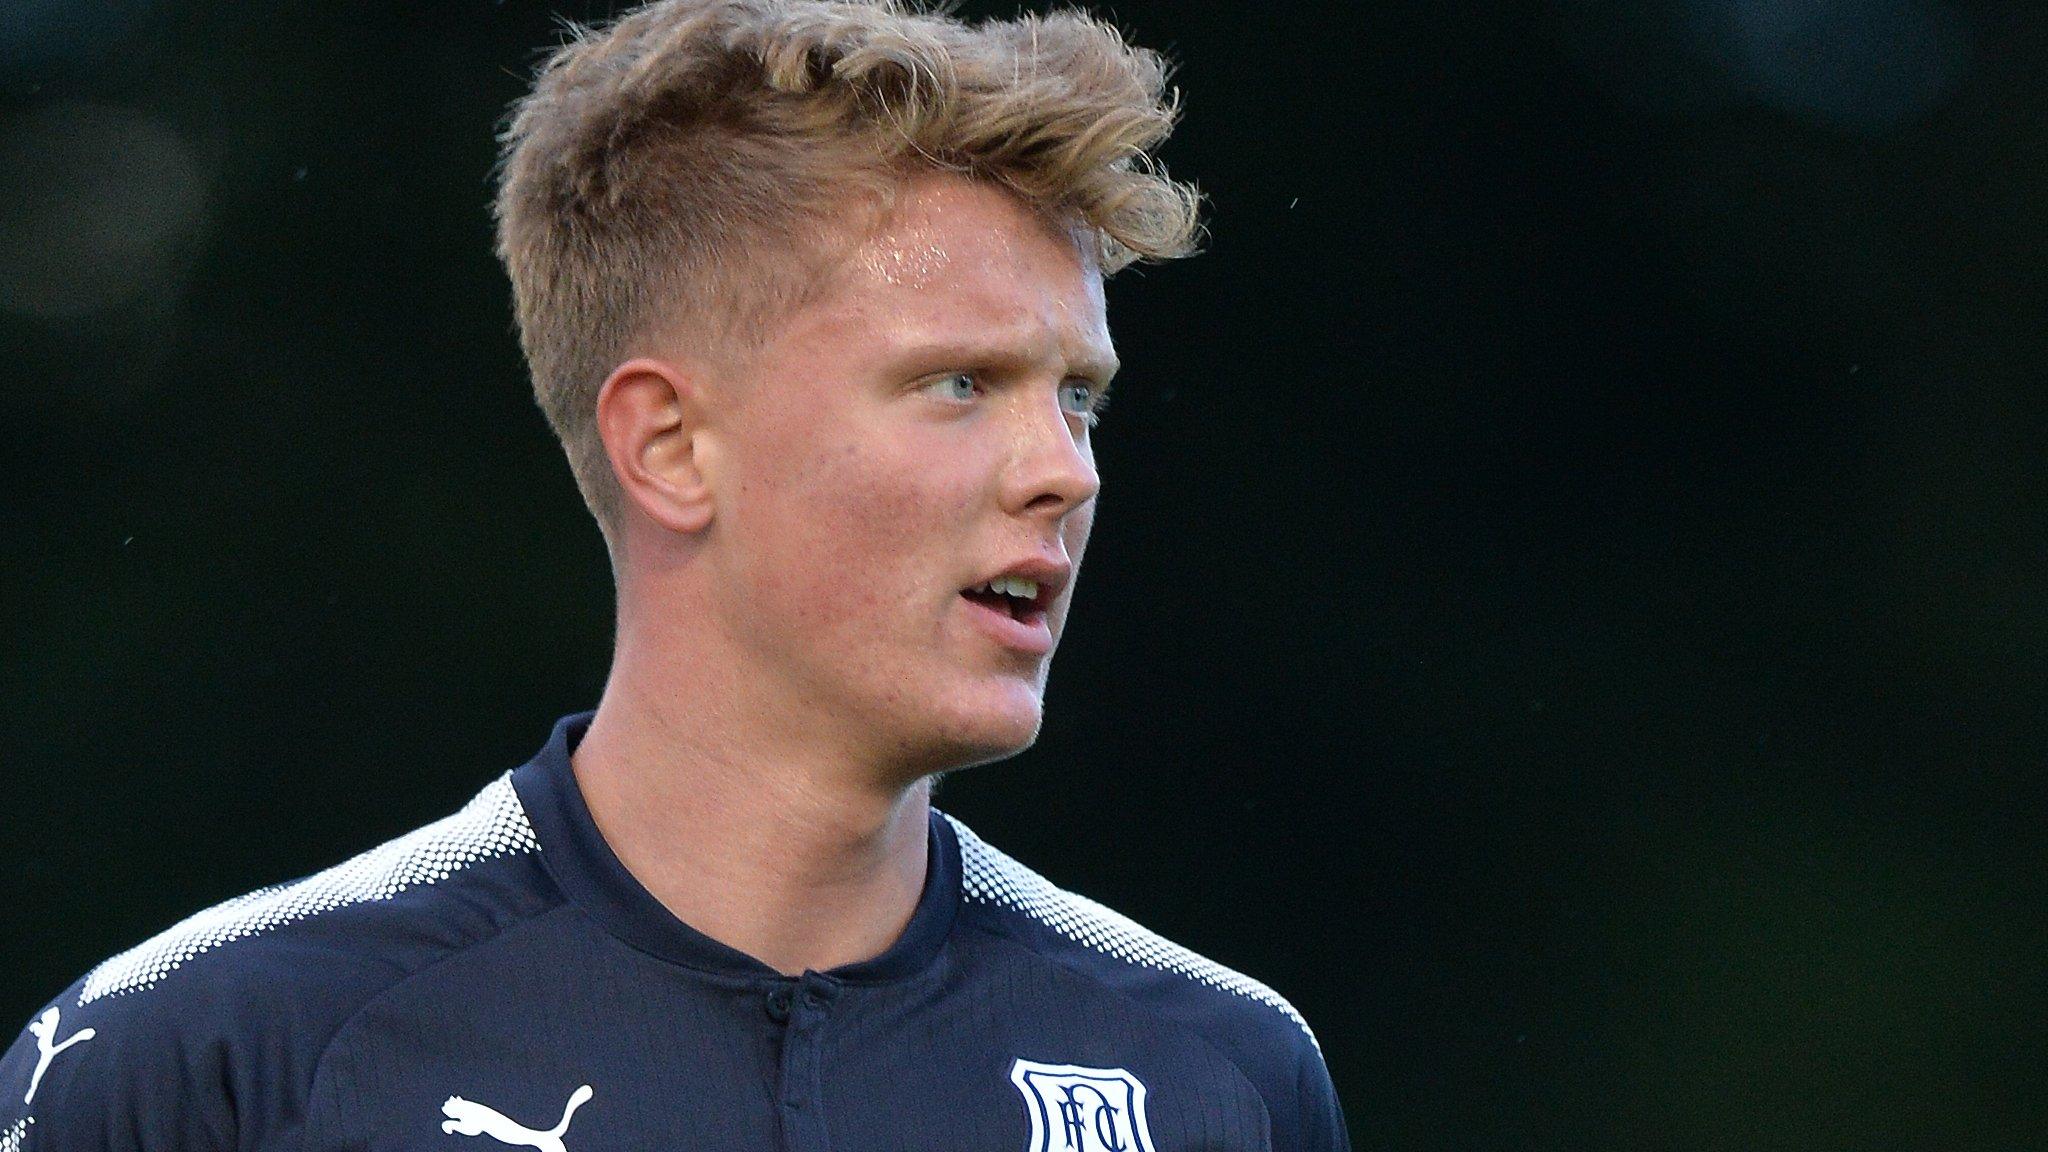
[595,357,718,535]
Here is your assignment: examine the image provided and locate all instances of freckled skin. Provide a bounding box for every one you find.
[697,173,1112,783]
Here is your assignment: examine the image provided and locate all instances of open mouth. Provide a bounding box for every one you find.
[961,577,1049,627]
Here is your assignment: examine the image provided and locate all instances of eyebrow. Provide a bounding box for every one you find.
[896,338,1121,384]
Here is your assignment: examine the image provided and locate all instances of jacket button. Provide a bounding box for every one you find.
[765,985,793,1023]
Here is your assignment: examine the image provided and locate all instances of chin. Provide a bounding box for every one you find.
[914,682,1046,772]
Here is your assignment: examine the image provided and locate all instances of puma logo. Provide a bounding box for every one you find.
[24,1007,95,1106]
[440,1084,592,1152]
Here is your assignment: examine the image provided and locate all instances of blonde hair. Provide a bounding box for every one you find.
[492,0,1201,538]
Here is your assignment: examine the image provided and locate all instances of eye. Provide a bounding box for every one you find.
[1059,380,1109,425]
[921,371,981,403]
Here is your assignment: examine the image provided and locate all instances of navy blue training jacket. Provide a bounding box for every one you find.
[4,711,1350,1151]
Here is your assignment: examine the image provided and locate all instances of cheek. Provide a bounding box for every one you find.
[1063,496,1096,558]
[762,437,979,624]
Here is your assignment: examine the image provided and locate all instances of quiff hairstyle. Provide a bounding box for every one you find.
[493,0,1201,539]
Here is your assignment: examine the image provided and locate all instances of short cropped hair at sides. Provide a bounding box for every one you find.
[492,0,1202,541]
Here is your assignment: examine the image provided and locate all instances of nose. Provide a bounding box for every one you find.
[1000,391,1100,519]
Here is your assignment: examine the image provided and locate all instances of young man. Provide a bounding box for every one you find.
[2,2,1350,1149]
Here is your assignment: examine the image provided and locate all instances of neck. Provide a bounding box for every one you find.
[570,603,934,977]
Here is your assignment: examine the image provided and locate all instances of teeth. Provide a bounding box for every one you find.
[974,576,1041,601]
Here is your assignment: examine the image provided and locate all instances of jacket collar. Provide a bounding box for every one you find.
[511,710,960,984]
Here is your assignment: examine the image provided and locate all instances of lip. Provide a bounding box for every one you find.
[959,591,1055,656]
[966,558,1073,612]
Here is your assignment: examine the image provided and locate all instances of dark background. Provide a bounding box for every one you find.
[4,0,2044,1147]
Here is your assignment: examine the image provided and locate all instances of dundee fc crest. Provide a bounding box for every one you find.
[1009,1059,1158,1152]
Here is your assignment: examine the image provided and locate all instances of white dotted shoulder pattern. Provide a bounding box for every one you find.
[0,1117,27,1152]
[79,774,538,1006]
[943,812,1319,1051]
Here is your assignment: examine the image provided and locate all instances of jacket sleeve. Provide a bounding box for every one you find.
[1292,1040,1353,1152]
[1,980,235,1152]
